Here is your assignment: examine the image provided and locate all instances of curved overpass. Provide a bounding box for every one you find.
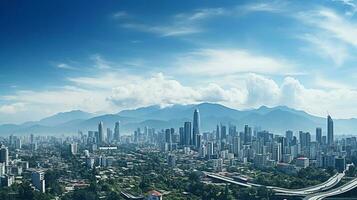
[205,172,345,196]
[303,178,357,200]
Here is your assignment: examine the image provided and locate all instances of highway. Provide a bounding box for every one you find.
[303,178,357,200]
[205,172,345,196]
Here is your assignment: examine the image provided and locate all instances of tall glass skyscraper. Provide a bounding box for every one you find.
[193,109,200,148]
[327,115,334,146]
[114,121,120,141]
[98,121,104,145]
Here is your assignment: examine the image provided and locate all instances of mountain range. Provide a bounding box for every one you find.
[1,103,357,136]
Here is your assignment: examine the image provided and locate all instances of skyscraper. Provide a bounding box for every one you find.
[192,109,200,148]
[114,121,120,141]
[216,125,220,141]
[32,171,45,193]
[285,130,293,145]
[327,115,334,146]
[244,125,252,145]
[0,147,9,166]
[98,121,104,145]
[316,128,322,144]
[184,122,192,145]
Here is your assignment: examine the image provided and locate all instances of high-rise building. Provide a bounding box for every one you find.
[114,121,120,141]
[165,129,172,143]
[107,128,113,143]
[207,142,214,159]
[192,109,201,148]
[221,125,227,140]
[285,130,293,145]
[216,125,220,141]
[244,125,252,145]
[233,136,240,157]
[327,115,334,146]
[184,122,192,145]
[0,147,9,166]
[179,127,184,145]
[335,157,346,172]
[32,171,45,193]
[69,143,78,155]
[98,121,104,145]
[316,128,322,144]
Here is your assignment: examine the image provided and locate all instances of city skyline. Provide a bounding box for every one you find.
[2,1,357,200]
[2,0,357,124]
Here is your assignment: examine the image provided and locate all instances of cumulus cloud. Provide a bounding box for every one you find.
[0,103,26,114]
[108,73,199,107]
[4,71,357,123]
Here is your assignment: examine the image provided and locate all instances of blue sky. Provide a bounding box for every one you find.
[1,0,357,123]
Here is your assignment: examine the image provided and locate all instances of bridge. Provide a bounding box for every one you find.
[205,171,345,196]
[303,178,357,200]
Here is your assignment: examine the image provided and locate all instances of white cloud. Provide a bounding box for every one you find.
[299,34,349,66]
[240,1,286,13]
[119,7,229,37]
[91,54,112,69]
[122,23,200,37]
[56,63,77,70]
[175,8,228,21]
[298,8,357,47]
[244,73,280,107]
[4,69,357,123]
[0,103,26,114]
[113,11,129,19]
[176,48,295,76]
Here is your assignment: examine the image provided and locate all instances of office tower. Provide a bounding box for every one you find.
[98,121,104,145]
[165,129,172,143]
[32,171,45,193]
[233,136,240,156]
[184,122,192,145]
[335,157,346,173]
[316,128,322,144]
[272,143,282,162]
[69,143,78,155]
[221,125,227,140]
[192,109,200,148]
[299,131,311,148]
[94,131,99,144]
[285,130,293,145]
[107,128,113,143]
[244,125,252,145]
[179,127,184,145]
[0,147,9,166]
[216,125,220,141]
[207,142,214,159]
[229,125,237,137]
[196,134,202,149]
[114,121,120,141]
[30,134,34,144]
[327,115,334,146]
[170,128,175,142]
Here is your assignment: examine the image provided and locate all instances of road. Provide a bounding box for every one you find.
[303,178,357,200]
[205,172,345,196]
